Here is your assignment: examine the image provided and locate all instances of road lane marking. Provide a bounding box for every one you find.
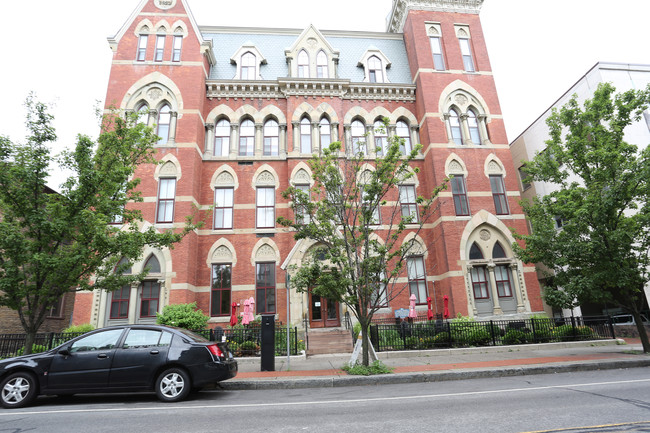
[2,378,649,416]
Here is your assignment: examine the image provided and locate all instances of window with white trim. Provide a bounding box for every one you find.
[368,56,383,83]
[319,118,331,149]
[449,109,463,145]
[263,119,279,156]
[256,186,275,229]
[214,187,234,229]
[155,34,165,62]
[459,37,475,72]
[451,175,470,216]
[317,50,328,78]
[300,118,311,154]
[298,50,309,78]
[156,177,176,223]
[374,120,387,156]
[399,185,419,223]
[172,35,182,62]
[137,34,148,61]
[468,110,481,144]
[489,175,509,215]
[240,52,256,80]
[351,120,366,155]
[239,119,254,156]
[396,121,412,154]
[430,36,445,71]
[214,119,230,157]
[156,104,171,145]
[256,262,276,314]
[407,256,427,304]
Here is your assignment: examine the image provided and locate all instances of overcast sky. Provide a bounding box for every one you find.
[2,0,649,188]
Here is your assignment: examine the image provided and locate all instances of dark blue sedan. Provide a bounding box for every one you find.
[0,324,237,408]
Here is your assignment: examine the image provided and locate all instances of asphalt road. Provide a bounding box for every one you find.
[1,368,649,432]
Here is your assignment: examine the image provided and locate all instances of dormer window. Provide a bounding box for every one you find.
[298,50,309,78]
[358,49,391,84]
[317,51,328,78]
[231,45,266,80]
[240,52,256,80]
[368,56,383,83]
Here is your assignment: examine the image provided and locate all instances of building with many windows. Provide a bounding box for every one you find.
[72,0,544,332]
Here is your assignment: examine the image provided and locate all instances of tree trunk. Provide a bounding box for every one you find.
[24,331,36,356]
[631,311,650,353]
[359,317,370,367]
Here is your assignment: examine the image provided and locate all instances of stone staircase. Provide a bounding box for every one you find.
[306,329,354,355]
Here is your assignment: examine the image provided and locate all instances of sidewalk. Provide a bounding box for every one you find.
[220,338,650,390]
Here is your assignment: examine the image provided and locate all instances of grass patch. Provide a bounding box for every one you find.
[342,360,393,376]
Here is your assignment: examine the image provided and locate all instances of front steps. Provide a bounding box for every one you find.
[307,329,353,355]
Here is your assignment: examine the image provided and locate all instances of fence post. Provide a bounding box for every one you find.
[489,320,496,346]
[570,315,577,340]
[370,325,379,351]
[607,316,616,340]
[446,321,452,348]
[47,333,55,350]
[530,318,536,343]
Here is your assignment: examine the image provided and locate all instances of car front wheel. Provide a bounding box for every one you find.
[1,372,38,409]
[155,368,191,403]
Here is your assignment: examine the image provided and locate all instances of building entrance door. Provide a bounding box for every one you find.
[309,291,340,328]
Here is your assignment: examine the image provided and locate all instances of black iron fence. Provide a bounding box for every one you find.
[0,326,299,359]
[370,316,616,352]
[192,326,299,357]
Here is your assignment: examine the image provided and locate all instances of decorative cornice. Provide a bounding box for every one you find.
[387,0,484,33]
[206,78,416,102]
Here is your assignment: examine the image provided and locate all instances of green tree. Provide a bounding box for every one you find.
[0,96,198,354]
[513,83,650,352]
[278,120,445,366]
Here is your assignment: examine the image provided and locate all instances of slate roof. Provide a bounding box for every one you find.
[201,29,412,84]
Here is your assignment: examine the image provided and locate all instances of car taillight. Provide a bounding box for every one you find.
[207,344,224,358]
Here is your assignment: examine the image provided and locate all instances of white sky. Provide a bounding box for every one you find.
[2,0,649,188]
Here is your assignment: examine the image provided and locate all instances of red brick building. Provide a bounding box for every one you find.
[73,0,543,331]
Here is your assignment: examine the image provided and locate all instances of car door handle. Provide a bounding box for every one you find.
[97,353,108,359]
[150,350,159,355]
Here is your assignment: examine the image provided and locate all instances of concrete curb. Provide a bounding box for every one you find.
[220,357,650,391]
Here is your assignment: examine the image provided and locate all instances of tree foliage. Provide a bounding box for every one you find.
[513,82,650,352]
[0,95,198,353]
[156,302,209,330]
[278,119,445,365]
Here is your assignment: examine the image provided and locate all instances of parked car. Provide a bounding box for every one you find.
[611,313,650,326]
[0,324,237,408]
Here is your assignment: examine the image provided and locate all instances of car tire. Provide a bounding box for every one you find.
[1,371,38,409]
[155,368,191,403]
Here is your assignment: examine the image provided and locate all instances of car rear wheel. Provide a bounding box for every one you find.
[1,372,38,409]
[155,368,191,403]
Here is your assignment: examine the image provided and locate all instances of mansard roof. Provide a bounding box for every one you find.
[201,27,412,83]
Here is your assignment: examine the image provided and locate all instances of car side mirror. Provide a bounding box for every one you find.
[58,347,71,356]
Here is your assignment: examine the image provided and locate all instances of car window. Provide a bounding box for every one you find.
[123,329,172,348]
[69,329,123,353]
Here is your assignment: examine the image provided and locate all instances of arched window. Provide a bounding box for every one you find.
[156,104,171,145]
[263,119,279,156]
[298,50,309,78]
[468,110,481,144]
[214,119,230,157]
[320,118,331,149]
[239,119,255,156]
[300,117,311,154]
[449,109,462,145]
[469,242,484,260]
[351,120,366,155]
[143,255,161,273]
[136,103,149,125]
[492,242,506,259]
[111,257,131,320]
[240,52,256,79]
[374,120,387,156]
[368,56,383,83]
[317,50,328,78]
[396,121,412,154]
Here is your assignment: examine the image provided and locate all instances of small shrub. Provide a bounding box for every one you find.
[16,344,48,356]
[238,340,259,356]
[530,317,554,342]
[62,323,95,334]
[503,329,529,345]
[432,332,450,347]
[156,302,209,330]
[404,336,419,349]
[343,360,393,376]
[379,329,402,349]
[553,324,594,341]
